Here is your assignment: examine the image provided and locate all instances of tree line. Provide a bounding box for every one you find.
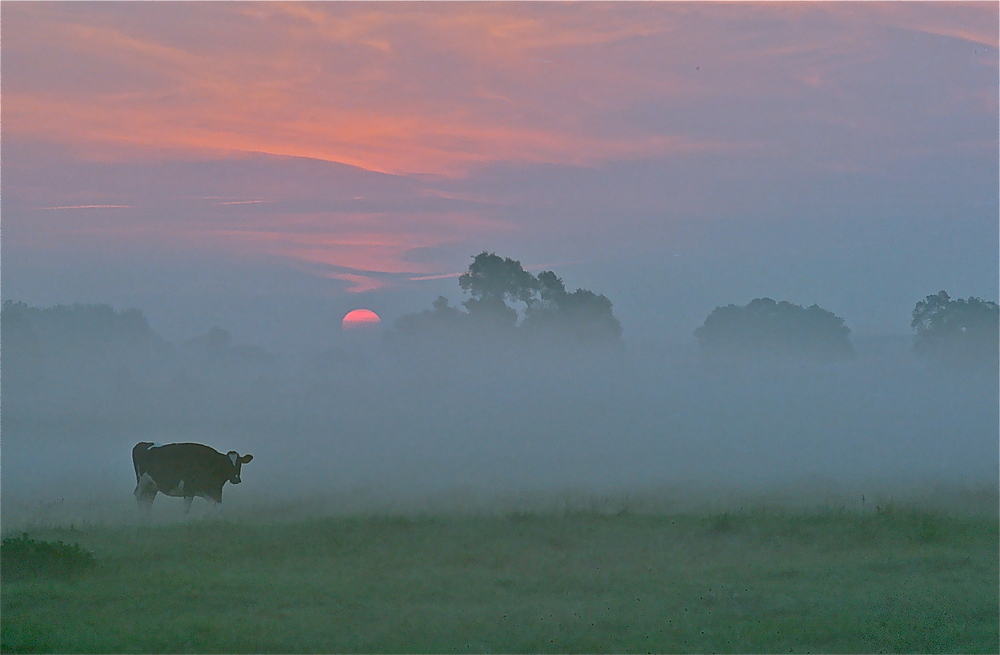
[2,251,996,370]
[394,252,997,368]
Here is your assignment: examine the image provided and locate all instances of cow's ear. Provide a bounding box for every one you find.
[241,454,253,464]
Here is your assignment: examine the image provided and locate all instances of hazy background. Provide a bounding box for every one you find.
[2,297,996,526]
[1,3,997,524]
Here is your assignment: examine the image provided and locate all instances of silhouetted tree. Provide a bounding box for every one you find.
[394,296,466,335]
[1,301,46,390]
[458,253,538,306]
[911,291,999,368]
[522,271,622,342]
[181,326,277,383]
[1,301,163,374]
[0,301,174,425]
[1,300,158,351]
[388,295,482,364]
[458,252,538,329]
[393,253,622,345]
[695,298,852,360]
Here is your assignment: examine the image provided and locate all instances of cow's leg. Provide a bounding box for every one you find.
[134,480,156,516]
[183,496,194,514]
[208,486,224,518]
[135,493,156,514]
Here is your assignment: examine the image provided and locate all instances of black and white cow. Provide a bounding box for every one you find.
[132,442,253,513]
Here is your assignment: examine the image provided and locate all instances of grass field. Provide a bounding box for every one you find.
[2,502,997,654]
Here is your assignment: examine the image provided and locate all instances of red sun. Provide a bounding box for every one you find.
[342,308,381,329]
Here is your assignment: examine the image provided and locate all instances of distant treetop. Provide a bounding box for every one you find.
[695,297,852,360]
[911,291,998,368]
[1,300,156,348]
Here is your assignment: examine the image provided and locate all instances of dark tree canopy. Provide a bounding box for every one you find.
[521,272,622,342]
[394,296,466,336]
[695,298,853,360]
[1,300,156,350]
[395,252,621,345]
[459,253,536,303]
[911,291,999,367]
[1,300,279,428]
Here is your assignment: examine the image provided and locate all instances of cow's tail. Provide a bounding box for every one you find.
[132,442,154,480]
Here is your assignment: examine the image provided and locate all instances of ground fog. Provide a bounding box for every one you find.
[2,315,997,528]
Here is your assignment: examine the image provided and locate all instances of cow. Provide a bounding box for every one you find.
[132,442,253,514]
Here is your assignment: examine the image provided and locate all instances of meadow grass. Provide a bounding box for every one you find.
[1,504,997,653]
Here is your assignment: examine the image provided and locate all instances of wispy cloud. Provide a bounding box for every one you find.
[37,204,132,210]
[408,272,465,282]
[328,273,392,294]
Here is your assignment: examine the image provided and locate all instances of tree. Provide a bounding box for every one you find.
[695,298,852,360]
[0,301,173,421]
[0,300,161,365]
[911,291,998,367]
[458,252,538,329]
[394,296,466,335]
[522,271,622,342]
[393,252,622,344]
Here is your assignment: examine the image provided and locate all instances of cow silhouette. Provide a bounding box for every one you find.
[132,442,253,513]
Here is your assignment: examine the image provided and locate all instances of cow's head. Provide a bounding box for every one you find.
[226,451,254,484]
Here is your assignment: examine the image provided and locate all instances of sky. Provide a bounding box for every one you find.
[2,1,997,353]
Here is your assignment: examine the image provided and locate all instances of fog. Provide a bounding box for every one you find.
[2,300,996,529]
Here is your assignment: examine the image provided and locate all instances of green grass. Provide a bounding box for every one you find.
[2,506,997,653]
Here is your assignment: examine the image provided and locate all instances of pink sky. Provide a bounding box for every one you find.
[2,2,997,346]
[7,3,994,174]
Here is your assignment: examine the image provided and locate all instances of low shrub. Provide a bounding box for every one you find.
[1,533,95,581]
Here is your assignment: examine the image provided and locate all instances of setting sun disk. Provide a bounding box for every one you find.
[342,309,381,329]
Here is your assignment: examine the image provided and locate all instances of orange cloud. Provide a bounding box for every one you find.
[0,3,774,176]
[6,2,994,177]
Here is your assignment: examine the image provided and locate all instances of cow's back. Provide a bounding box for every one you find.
[133,442,230,495]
